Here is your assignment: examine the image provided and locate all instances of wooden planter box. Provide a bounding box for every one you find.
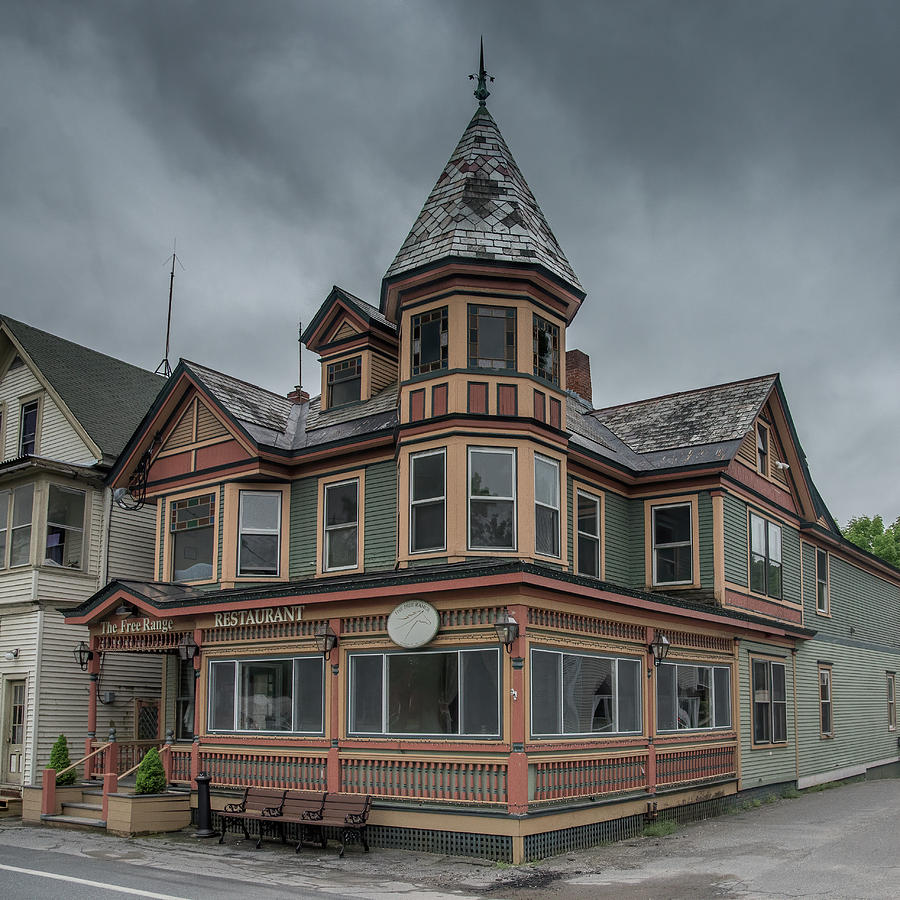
[22,785,86,823]
[106,791,191,836]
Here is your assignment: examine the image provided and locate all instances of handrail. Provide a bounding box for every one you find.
[117,742,169,784]
[57,742,111,779]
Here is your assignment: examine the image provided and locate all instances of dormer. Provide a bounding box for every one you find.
[302,286,399,412]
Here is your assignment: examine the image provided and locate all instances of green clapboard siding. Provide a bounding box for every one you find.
[698,492,713,589]
[604,491,643,588]
[801,542,817,615]
[822,555,900,645]
[289,477,318,578]
[723,493,747,586]
[566,475,574,572]
[364,460,397,572]
[781,522,801,605]
[628,500,645,587]
[738,640,797,789]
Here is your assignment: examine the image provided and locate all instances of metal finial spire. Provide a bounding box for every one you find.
[468,37,494,107]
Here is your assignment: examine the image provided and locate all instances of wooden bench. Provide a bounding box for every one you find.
[218,787,286,848]
[268,790,327,852]
[304,793,372,857]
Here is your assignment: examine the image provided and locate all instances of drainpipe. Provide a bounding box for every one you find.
[31,604,44,785]
[791,648,800,783]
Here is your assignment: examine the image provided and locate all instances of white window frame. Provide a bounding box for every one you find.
[19,399,39,457]
[534,454,560,558]
[815,548,829,614]
[409,448,446,554]
[237,490,282,577]
[348,647,501,738]
[655,662,732,732]
[8,483,34,568]
[888,672,896,732]
[575,489,601,577]
[819,665,833,738]
[467,447,517,551]
[323,478,359,572]
[750,512,783,599]
[651,502,693,585]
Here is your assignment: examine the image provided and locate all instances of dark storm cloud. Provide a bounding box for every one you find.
[1,1,898,524]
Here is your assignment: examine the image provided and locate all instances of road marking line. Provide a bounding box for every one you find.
[0,863,192,900]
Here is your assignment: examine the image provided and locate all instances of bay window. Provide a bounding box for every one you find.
[656,663,731,731]
[238,490,281,576]
[208,656,323,733]
[468,447,516,550]
[324,479,359,570]
[651,503,692,585]
[576,490,601,577]
[752,658,787,744]
[531,649,641,736]
[750,513,782,598]
[410,449,445,553]
[534,454,560,557]
[45,484,85,568]
[1,483,35,568]
[349,649,500,737]
[171,493,215,582]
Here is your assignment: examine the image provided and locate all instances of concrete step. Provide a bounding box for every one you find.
[41,814,106,829]
[60,801,103,820]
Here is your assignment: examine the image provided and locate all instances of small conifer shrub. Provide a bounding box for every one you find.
[134,747,167,795]
[49,734,76,786]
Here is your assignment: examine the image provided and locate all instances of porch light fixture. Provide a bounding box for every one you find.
[73,641,94,671]
[313,623,338,658]
[177,632,199,662]
[3,649,19,661]
[649,633,671,668]
[494,609,519,653]
[114,601,140,619]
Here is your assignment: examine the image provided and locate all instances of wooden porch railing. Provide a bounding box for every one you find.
[192,748,328,790]
[530,751,649,802]
[656,743,737,786]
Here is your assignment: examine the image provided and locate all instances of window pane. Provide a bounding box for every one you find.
[714,668,731,727]
[531,651,560,734]
[470,451,513,498]
[351,655,383,733]
[750,553,766,593]
[577,534,599,576]
[767,560,782,598]
[0,491,8,531]
[676,666,711,729]
[20,402,37,454]
[469,306,516,369]
[656,664,677,731]
[654,505,690,544]
[773,701,787,742]
[293,658,323,732]
[562,654,613,734]
[460,650,499,735]
[750,515,766,555]
[173,527,214,581]
[48,486,85,528]
[330,377,360,407]
[656,545,692,583]
[10,526,30,567]
[617,660,641,732]
[325,482,357,527]
[577,494,599,537]
[412,453,444,502]
[535,506,559,557]
[239,533,278,575]
[752,661,770,743]
[239,659,293,731]
[241,492,280,531]
[469,499,514,548]
[326,526,357,568]
[479,315,506,360]
[209,662,236,731]
[12,484,33,528]
[534,457,559,507]
[768,523,782,563]
[533,315,559,384]
[387,652,458,735]
[411,501,444,552]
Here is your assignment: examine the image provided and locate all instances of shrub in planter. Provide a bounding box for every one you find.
[135,747,167,795]
[49,734,76,786]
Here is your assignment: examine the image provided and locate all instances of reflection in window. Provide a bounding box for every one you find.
[576,491,600,577]
[656,663,731,731]
[208,657,323,733]
[815,548,828,613]
[532,315,560,385]
[410,450,445,553]
[652,503,692,584]
[531,649,641,736]
[171,493,215,582]
[7,483,34,567]
[468,448,515,549]
[45,485,85,568]
[326,356,362,407]
[534,455,560,557]
[176,656,195,741]
[468,305,516,371]
[752,659,787,744]
[757,424,768,475]
[750,513,782,598]
[412,307,448,375]
[324,479,358,570]
[238,491,281,576]
[349,649,499,736]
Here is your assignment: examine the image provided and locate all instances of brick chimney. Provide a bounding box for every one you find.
[565,349,592,404]
[286,386,310,404]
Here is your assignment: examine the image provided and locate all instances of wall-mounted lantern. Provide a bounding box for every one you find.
[649,633,671,669]
[494,609,519,654]
[313,622,338,659]
[73,641,94,671]
[177,632,199,662]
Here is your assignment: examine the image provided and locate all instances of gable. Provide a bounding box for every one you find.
[331,319,362,342]
[158,396,233,456]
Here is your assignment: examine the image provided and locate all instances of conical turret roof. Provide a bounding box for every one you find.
[384,106,583,295]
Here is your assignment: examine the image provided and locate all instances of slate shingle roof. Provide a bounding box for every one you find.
[337,288,395,333]
[591,375,777,455]
[1,316,165,458]
[384,107,583,294]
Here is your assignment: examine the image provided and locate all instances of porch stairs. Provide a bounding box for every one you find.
[40,784,106,831]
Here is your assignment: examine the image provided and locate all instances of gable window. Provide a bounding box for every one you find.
[468,305,516,371]
[326,356,362,408]
[171,493,215,582]
[534,455,560,557]
[819,665,833,738]
[815,548,829,614]
[349,648,500,736]
[45,485,85,568]
[19,400,38,456]
[651,503,692,585]
[411,307,448,375]
[531,649,641,736]
[750,513,782,599]
[657,663,731,731]
[756,424,768,476]
[324,479,358,570]
[752,658,787,744]
[410,449,445,553]
[576,491,601,577]
[238,491,281,576]
[208,656,323,733]
[532,315,560,385]
[888,673,896,731]
[468,447,516,550]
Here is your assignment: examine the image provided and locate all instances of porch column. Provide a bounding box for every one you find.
[646,626,657,795]
[506,604,528,815]
[84,639,101,778]
[326,617,342,794]
[190,626,203,784]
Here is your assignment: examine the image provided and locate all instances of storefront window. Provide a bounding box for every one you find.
[349,648,500,737]
[207,656,323,733]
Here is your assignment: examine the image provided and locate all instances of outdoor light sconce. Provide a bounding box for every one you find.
[648,632,671,676]
[494,609,519,653]
[114,601,140,619]
[177,632,199,662]
[73,641,94,671]
[3,649,19,661]
[313,623,338,658]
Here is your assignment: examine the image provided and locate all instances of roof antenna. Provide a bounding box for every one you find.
[155,239,184,377]
[469,37,494,107]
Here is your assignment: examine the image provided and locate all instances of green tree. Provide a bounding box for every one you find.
[134,747,167,795]
[49,734,76,786]
[841,515,900,568]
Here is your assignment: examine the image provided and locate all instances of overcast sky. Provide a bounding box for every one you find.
[2,1,898,526]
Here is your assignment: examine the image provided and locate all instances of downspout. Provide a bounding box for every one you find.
[31,604,44,784]
[791,647,800,783]
[101,484,112,586]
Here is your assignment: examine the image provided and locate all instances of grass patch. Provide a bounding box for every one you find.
[764,793,779,804]
[642,820,678,837]
[781,787,801,799]
[742,798,763,810]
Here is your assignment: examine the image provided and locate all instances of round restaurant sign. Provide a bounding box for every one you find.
[387,599,440,648]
